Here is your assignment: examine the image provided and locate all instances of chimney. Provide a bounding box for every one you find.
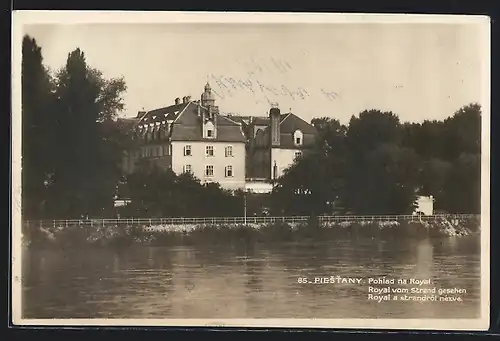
[269,103,281,147]
[175,98,181,105]
[201,105,206,122]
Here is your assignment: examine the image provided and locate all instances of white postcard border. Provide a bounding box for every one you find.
[10,11,491,331]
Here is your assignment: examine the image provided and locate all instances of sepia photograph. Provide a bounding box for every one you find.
[11,11,490,330]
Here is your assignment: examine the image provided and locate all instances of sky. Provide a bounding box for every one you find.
[23,21,486,125]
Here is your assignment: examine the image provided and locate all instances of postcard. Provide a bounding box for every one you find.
[11,11,490,330]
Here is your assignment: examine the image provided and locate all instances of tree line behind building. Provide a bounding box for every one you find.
[21,35,481,220]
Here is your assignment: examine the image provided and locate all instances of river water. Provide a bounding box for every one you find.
[21,235,480,319]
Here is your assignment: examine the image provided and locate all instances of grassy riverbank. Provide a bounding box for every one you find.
[22,216,480,248]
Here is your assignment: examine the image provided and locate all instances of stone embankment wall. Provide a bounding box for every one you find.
[22,215,480,248]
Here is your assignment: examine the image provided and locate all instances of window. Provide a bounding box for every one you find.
[163,145,168,156]
[225,165,233,177]
[225,145,233,157]
[206,145,214,157]
[205,165,214,177]
[152,147,157,157]
[293,129,304,146]
[183,165,192,174]
[295,151,302,159]
[184,145,192,156]
[204,121,215,138]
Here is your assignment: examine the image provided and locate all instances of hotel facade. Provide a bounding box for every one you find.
[120,83,318,192]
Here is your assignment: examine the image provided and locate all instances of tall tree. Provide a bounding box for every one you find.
[46,49,127,218]
[418,157,453,210]
[271,144,347,215]
[21,35,56,219]
[346,110,401,158]
[442,103,481,161]
[311,117,347,151]
[442,152,481,214]
[342,110,419,214]
[402,120,447,160]
[352,144,420,214]
[439,104,481,213]
[400,104,481,213]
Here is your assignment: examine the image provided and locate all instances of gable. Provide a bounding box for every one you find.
[170,104,245,143]
[280,113,317,135]
[249,113,317,149]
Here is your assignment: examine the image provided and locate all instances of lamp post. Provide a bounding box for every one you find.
[244,191,247,225]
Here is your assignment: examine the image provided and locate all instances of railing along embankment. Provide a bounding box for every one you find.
[24,213,480,230]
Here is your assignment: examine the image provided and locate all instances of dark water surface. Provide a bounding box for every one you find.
[22,235,480,319]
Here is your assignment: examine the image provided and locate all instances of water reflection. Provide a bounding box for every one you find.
[22,236,480,319]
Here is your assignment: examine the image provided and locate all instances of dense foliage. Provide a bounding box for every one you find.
[22,36,129,219]
[21,35,481,219]
[120,168,244,218]
[272,105,481,215]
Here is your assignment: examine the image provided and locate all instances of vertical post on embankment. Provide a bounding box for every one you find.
[244,193,247,225]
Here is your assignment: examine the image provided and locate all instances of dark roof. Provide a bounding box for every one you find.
[118,117,140,124]
[139,103,188,123]
[253,117,270,125]
[245,112,317,149]
[279,113,318,134]
[169,102,246,143]
[127,105,315,146]
[249,114,289,126]
[124,101,245,143]
[219,115,243,126]
[225,115,252,126]
[278,131,316,149]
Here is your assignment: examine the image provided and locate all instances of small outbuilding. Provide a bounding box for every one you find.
[413,195,435,216]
